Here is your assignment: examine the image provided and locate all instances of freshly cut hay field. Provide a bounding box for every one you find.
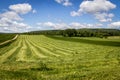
[0,35,120,80]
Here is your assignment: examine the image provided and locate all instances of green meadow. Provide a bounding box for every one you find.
[0,35,120,80]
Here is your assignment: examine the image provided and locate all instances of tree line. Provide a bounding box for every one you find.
[24,29,120,38]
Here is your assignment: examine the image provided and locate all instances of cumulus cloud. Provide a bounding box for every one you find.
[71,0,116,15]
[0,18,31,32]
[55,0,72,6]
[0,11,23,21]
[71,0,116,22]
[37,22,103,29]
[94,12,114,22]
[0,3,33,32]
[70,22,103,29]
[108,21,120,29]
[37,22,69,29]
[9,3,32,14]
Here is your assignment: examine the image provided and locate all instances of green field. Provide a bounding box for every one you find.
[0,35,120,80]
[0,34,16,43]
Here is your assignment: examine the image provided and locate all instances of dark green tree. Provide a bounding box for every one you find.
[63,29,77,37]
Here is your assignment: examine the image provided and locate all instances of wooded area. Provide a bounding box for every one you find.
[24,29,120,38]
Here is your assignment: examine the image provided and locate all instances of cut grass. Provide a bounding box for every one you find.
[0,35,120,80]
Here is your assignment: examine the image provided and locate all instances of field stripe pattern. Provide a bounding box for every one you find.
[0,35,74,63]
[0,35,120,80]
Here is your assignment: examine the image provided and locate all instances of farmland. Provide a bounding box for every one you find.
[0,34,16,43]
[0,35,120,80]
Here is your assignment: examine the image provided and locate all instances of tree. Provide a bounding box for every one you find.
[63,29,77,37]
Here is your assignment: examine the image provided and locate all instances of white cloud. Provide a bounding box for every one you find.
[71,0,116,15]
[63,0,72,6]
[70,22,103,29]
[109,21,120,29]
[42,22,55,27]
[0,18,31,32]
[71,0,116,22]
[0,18,12,27]
[55,0,72,6]
[0,11,23,21]
[32,9,37,13]
[55,0,62,3]
[0,3,33,32]
[10,22,31,32]
[94,12,114,22]
[37,22,103,29]
[9,3,32,14]
[37,22,69,29]
[70,22,85,28]
[71,11,81,16]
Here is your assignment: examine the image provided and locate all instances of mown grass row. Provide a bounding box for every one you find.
[0,35,120,80]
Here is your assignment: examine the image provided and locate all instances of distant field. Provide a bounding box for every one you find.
[0,35,120,80]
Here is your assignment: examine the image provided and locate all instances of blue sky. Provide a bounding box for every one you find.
[0,0,120,32]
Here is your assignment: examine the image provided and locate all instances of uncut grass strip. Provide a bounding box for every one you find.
[47,35,120,47]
